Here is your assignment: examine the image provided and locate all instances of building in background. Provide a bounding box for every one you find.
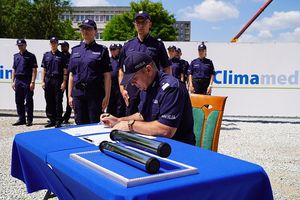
[61,6,191,41]
[174,21,191,41]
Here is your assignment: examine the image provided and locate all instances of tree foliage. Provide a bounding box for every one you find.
[0,0,78,40]
[102,0,177,41]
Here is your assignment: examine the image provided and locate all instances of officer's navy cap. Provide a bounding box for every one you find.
[79,19,97,30]
[134,11,151,21]
[198,42,207,50]
[116,43,123,49]
[167,45,176,50]
[59,41,69,47]
[16,39,26,45]
[110,43,122,50]
[50,36,59,43]
[175,48,181,53]
[121,52,152,85]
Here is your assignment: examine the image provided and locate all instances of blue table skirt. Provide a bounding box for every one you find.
[46,138,273,200]
[11,128,92,195]
[11,129,273,200]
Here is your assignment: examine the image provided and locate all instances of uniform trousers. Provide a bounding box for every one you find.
[44,76,63,123]
[15,77,33,123]
[73,94,102,125]
[192,78,210,95]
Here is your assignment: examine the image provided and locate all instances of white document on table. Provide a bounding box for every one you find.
[79,133,113,146]
[62,124,113,136]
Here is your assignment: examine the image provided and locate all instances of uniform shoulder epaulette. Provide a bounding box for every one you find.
[160,75,179,91]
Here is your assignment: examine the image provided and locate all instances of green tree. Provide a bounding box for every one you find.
[102,0,177,41]
[0,0,77,40]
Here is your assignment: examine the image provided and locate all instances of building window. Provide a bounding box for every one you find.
[95,15,100,21]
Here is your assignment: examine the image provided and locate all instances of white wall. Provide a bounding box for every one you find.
[1,38,299,117]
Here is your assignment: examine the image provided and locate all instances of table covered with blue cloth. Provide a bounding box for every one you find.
[11,125,273,200]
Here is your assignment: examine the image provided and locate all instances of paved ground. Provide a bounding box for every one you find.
[0,110,299,200]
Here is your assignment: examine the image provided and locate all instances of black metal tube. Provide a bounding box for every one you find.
[99,141,160,174]
[110,130,171,158]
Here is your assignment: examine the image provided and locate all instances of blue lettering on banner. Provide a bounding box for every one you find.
[214,69,299,86]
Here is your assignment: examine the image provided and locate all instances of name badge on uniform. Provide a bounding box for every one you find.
[147,47,156,51]
[92,52,101,55]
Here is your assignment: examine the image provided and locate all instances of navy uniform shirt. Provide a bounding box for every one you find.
[110,56,119,86]
[138,71,195,145]
[68,41,112,97]
[64,52,71,66]
[13,50,37,77]
[41,50,67,76]
[119,35,170,71]
[169,57,184,80]
[188,57,215,79]
[119,35,170,96]
[180,59,189,77]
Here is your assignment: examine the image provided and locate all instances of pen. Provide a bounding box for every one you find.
[83,137,93,143]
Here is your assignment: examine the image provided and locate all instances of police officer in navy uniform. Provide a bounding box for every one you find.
[59,41,72,123]
[11,39,37,126]
[107,43,126,117]
[188,42,215,95]
[169,47,185,81]
[101,52,195,145]
[41,37,68,128]
[68,19,112,125]
[118,11,171,116]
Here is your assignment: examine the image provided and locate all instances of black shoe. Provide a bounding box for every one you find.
[26,122,33,126]
[55,122,62,128]
[45,121,56,128]
[12,120,26,126]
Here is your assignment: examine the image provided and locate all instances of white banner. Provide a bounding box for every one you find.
[0,38,299,117]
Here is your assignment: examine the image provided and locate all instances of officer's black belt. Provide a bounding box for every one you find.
[192,78,209,82]
[46,74,61,78]
[15,74,31,78]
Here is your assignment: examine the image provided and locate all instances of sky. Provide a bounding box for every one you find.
[71,0,300,43]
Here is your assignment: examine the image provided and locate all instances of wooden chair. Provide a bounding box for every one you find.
[190,94,227,152]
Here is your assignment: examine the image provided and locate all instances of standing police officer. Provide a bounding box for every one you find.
[59,41,72,123]
[107,43,126,117]
[41,37,68,128]
[118,11,171,116]
[169,47,184,81]
[101,52,195,145]
[11,39,37,126]
[188,42,215,95]
[68,19,111,125]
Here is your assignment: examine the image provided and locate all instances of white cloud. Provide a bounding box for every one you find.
[251,11,300,31]
[278,27,300,42]
[258,30,272,38]
[240,11,300,42]
[179,0,239,22]
[72,0,110,7]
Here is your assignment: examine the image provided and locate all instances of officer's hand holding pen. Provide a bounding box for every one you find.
[100,113,119,127]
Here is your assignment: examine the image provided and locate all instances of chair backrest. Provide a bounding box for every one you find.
[190,94,227,152]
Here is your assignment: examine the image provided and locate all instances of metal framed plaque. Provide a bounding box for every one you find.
[70,149,198,188]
